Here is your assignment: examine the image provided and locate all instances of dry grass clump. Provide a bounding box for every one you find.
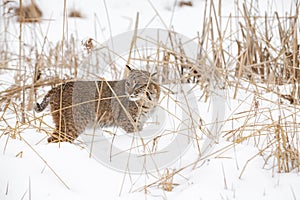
[13,2,42,23]
[160,168,177,192]
[235,6,300,87]
[271,122,300,173]
[81,38,95,53]
[178,1,193,7]
[224,98,300,174]
[0,34,85,126]
[68,10,84,18]
[224,2,300,174]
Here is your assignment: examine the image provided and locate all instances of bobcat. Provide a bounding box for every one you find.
[35,66,160,143]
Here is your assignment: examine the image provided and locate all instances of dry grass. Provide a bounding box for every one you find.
[178,1,193,8]
[1,0,300,195]
[68,9,83,18]
[13,1,43,23]
[160,168,177,192]
[223,1,300,174]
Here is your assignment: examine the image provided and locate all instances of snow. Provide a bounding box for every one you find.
[1,0,300,199]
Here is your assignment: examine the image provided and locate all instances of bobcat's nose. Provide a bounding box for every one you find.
[125,91,132,97]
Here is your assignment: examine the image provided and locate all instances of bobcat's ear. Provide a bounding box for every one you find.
[151,72,157,77]
[126,65,132,71]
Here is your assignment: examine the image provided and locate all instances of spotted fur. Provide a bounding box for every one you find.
[35,66,160,143]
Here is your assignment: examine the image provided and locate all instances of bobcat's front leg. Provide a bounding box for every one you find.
[121,121,142,133]
[120,112,143,133]
[47,130,77,143]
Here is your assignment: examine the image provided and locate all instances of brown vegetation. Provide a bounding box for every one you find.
[14,2,42,23]
[68,10,83,18]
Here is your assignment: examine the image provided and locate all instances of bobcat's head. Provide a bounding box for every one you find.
[125,65,160,103]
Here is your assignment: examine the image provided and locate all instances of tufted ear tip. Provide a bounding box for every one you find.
[151,72,157,77]
[126,65,132,71]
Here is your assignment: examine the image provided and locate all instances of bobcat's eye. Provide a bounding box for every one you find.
[133,83,140,89]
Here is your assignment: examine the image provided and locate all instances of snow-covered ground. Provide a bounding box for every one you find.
[1,0,300,199]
